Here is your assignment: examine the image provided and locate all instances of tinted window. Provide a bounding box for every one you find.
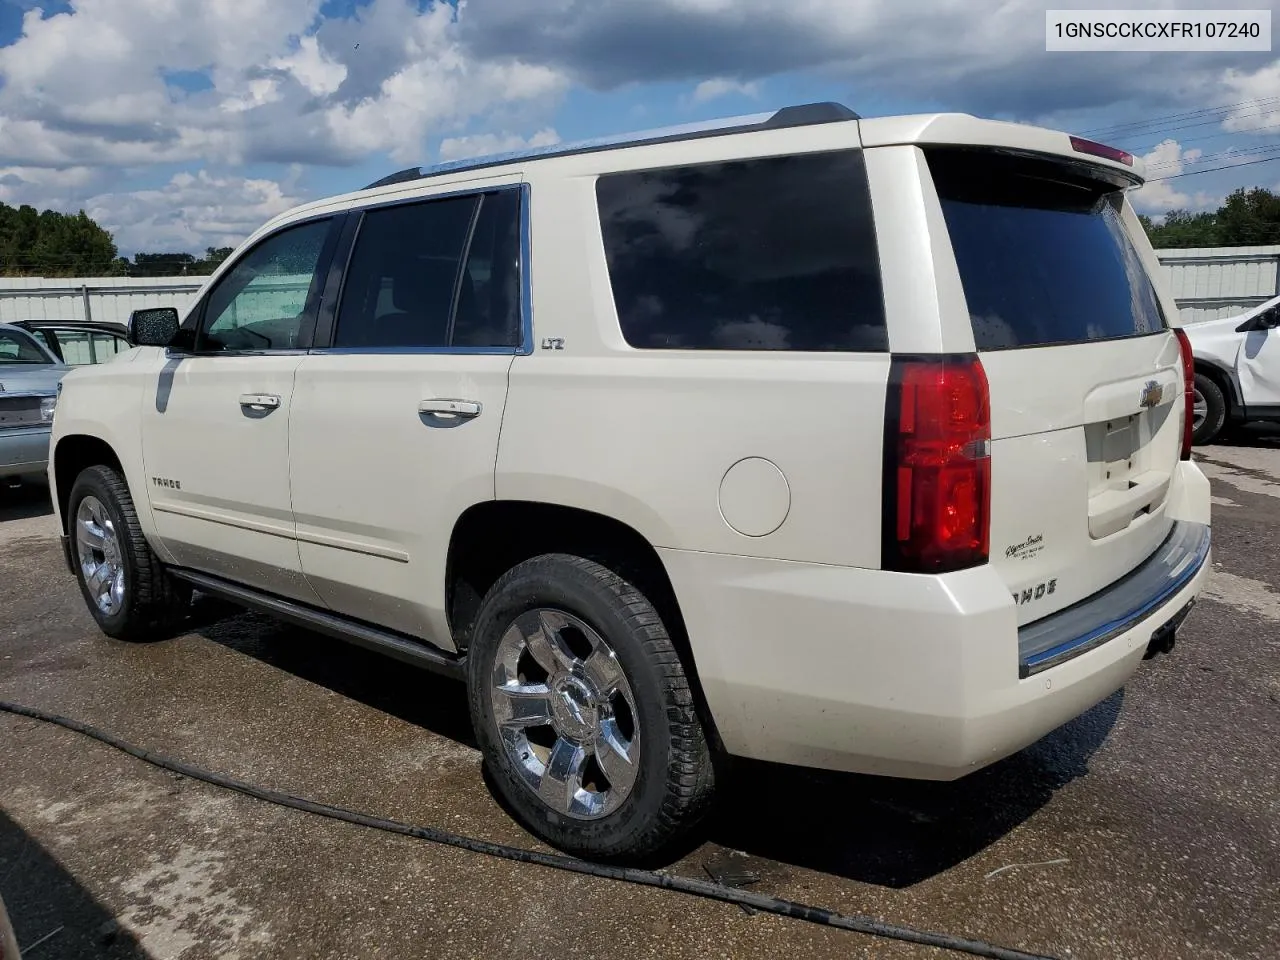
[928,149,1166,351]
[596,150,886,352]
[453,191,522,348]
[200,219,332,352]
[335,191,522,350]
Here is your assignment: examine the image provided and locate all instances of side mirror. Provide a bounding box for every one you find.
[127,307,180,348]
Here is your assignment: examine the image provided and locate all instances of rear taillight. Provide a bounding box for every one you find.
[1174,328,1195,460]
[883,355,991,574]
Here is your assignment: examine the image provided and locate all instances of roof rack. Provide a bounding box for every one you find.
[362,101,859,190]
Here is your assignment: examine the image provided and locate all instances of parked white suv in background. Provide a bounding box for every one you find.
[1182,292,1280,445]
[49,102,1212,861]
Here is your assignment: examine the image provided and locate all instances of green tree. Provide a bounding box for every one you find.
[0,201,119,276]
[1140,187,1280,249]
[1216,187,1280,246]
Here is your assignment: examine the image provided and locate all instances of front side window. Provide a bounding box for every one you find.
[198,219,332,352]
[334,189,522,350]
[596,150,887,352]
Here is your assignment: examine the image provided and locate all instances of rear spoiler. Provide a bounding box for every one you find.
[859,114,1144,186]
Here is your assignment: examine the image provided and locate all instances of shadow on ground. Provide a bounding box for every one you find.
[0,810,147,960]
[194,601,475,748]
[195,602,1121,889]
[1209,422,1280,448]
[705,691,1120,887]
[0,484,53,524]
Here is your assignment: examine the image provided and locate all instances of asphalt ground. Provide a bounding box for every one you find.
[1,432,1277,960]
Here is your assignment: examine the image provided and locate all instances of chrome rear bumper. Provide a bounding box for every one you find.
[1018,520,1211,678]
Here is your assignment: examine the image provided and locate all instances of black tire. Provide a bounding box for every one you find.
[67,464,190,642]
[467,553,716,862]
[1192,372,1227,446]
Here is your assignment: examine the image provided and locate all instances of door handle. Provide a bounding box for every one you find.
[419,399,482,419]
[239,393,281,411]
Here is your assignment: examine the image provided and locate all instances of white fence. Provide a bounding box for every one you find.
[3,244,1278,329]
[0,276,205,326]
[1156,245,1280,323]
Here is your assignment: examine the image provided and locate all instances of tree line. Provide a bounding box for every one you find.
[3,186,1279,278]
[0,201,233,277]
[1138,187,1280,249]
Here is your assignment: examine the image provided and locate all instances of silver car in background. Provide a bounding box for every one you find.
[0,323,68,487]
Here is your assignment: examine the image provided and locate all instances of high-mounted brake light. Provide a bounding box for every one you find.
[1174,328,1195,460]
[1069,135,1134,167]
[882,356,991,574]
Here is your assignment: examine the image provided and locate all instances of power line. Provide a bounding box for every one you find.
[1128,119,1280,153]
[1115,107,1280,144]
[1145,142,1280,173]
[1081,96,1280,138]
[1148,154,1280,181]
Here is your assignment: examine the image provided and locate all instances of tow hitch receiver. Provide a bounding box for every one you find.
[1145,599,1195,660]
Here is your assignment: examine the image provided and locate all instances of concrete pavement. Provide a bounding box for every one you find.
[1,433,1277,960]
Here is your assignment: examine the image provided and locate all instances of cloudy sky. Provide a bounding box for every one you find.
[0,0,1277,256]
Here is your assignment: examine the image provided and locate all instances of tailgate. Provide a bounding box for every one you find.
[924,146,1182,624]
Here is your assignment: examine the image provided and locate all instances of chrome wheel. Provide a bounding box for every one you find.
[491,609,639,820]
[1192,387,1208,431]
[76,495,125,616]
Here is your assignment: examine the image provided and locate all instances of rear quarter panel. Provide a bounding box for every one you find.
[498,138,891,567]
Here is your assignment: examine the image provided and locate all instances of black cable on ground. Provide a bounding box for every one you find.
[0,699,1059,960]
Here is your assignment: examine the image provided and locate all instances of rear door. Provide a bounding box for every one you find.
[923,147,1183,624]
[289,184,522,649]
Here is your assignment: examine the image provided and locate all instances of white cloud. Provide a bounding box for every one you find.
[1132,139,1217,213]
[1218,62,1280,135]
[0,165,104,209]
[86,170,304,255]
[272,35,347,98]
[438,128,561,162]
[0,0,569,169]
[691,77,759,103]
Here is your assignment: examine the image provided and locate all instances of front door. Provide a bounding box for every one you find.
[139,216,340,601]
[290,184,523,648]
[1239,304,1280,409]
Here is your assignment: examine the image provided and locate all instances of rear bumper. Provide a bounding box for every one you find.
[661,461,1212,781]
[1018,519,1209,676]
[0,425,51,480]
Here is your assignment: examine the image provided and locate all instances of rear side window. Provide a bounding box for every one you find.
[927,148,1166,351]
[596,150,886,352]
[334,190,522,350]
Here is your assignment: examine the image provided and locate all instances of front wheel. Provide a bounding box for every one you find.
[67,464,190,641]
[467,554,716,862]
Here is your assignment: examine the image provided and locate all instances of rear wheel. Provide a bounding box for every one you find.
[467,553,716,862]
[1191,372,1227,446]
[68,465,190,641]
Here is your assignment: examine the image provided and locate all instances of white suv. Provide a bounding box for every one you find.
[49,102,1212,861]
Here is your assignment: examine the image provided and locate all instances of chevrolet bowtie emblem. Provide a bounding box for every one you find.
[1139,380,1163,409]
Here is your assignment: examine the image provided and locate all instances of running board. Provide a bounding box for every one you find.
[171,569,466,680]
